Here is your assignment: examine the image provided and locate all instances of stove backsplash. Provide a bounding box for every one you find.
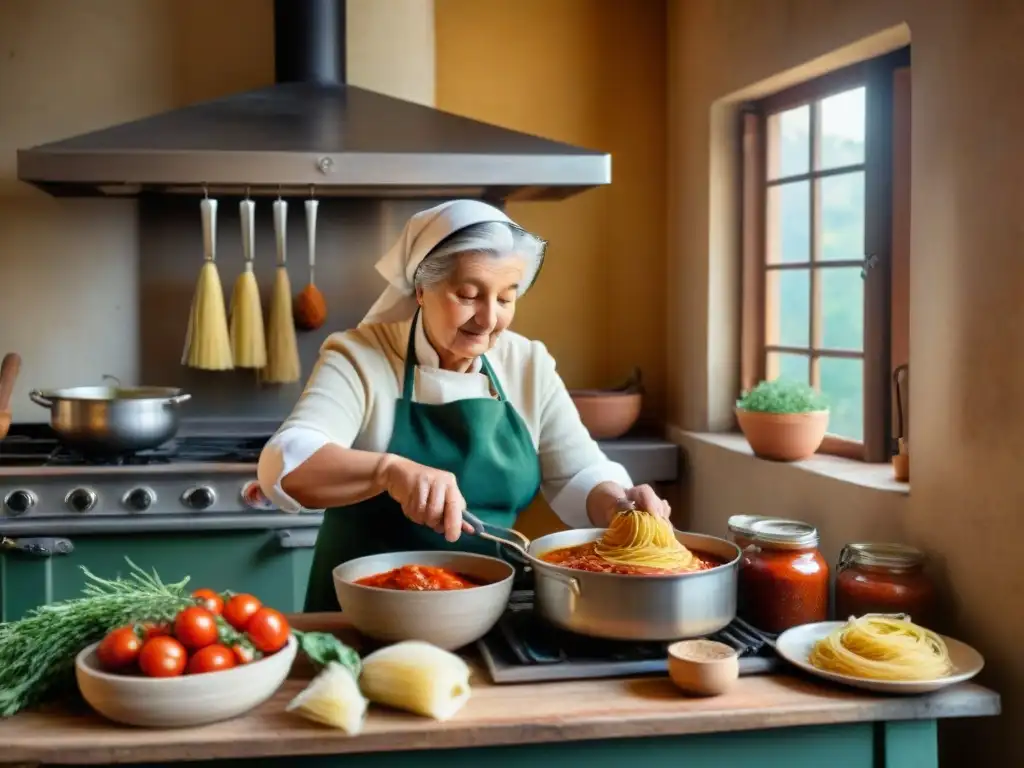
[137,196,447,421]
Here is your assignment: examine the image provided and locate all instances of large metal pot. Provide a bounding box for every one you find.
[525,528,740,641]
[29,381,191,455]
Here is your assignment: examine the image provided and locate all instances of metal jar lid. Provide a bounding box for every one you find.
[840,542,926,570]
[727,515,806,538]
[727,515,768,538]
[747,519,820,549]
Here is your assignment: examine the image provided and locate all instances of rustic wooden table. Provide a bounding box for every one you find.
[0,614,1000,768]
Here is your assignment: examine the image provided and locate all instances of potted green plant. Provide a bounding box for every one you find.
[735,379,829,462]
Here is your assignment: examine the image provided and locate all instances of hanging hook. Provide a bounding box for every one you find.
[202,184,209,200]
[277,184,283,201]
[309,184,316,200]
[244,186,251,201]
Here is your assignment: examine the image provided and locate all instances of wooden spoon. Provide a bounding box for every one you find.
[294,197,327,331]
[0,353,22,440]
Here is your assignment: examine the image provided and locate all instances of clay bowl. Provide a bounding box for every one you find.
[569,390,642,440]
[735,408,829,462]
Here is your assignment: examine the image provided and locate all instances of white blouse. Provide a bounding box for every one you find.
[256,318,632,528]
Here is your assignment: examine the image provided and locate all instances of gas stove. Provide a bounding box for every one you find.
[476,590,781,684]
[0,422,293,534]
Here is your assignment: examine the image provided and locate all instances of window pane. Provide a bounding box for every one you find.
[820,171,865,262]
[767,181,810,264]
[768,105,809,178]
[821,267,864,351]
[767,352,809,384]
[819,87,866,170]
[766,268,809,347]
[819,356,863,441]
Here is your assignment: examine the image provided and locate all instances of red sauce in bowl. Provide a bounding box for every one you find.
[354,564,485,591]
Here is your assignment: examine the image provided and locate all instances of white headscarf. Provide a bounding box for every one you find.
[361,200,514,325]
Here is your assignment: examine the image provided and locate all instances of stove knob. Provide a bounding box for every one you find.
[4,490,36,516]
[123,487,155,512]
[66,488,98,513]
[183,486,216,510]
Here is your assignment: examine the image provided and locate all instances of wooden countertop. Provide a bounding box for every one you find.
[0,613,1000,765]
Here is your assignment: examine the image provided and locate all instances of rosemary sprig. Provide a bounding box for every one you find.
[0,559,193,717]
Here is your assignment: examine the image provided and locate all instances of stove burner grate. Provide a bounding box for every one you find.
[477,589,781,684]
[0,431,269,467]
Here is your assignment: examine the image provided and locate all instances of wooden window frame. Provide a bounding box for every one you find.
[739,47,911,463]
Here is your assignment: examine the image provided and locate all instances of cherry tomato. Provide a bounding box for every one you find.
[97,626,143,671]
[245,607,290,653]
[223,594,262,631]
[138,636,187,678]
[173,606,219,650]
[192,588,224,616]
[141,621,170,640]
[231,643,259,665]
[187,644,236,675]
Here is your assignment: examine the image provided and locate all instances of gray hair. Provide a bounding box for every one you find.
[413,221,547,294]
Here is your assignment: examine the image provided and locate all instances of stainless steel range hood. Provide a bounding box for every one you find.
[17,0,609,203]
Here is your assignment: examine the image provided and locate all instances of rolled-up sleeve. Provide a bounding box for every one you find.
[534,347,633,528]
[256,339,368,513]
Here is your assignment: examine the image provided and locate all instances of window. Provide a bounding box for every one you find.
[740,48,911,462]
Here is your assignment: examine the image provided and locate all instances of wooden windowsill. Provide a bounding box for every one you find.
[669,428,910,495]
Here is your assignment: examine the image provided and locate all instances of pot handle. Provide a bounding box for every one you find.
[462,511,581,596]
[29,390,53,408]
[165,394,192,407]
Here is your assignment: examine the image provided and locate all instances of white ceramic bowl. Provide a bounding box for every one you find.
[75,635,297,728]
[333,550,515,650]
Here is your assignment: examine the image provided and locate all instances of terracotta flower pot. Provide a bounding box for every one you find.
[735,408,829,462]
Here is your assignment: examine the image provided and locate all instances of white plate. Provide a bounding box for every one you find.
[775,621,985,694]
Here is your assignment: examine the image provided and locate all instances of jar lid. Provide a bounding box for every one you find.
[841,542,926,569]
[748,519,819,549]
[727,515,769,537]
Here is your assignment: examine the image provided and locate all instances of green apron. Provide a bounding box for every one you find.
[303,311,542,612]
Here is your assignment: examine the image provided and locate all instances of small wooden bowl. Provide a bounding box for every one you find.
[667,639,739,697]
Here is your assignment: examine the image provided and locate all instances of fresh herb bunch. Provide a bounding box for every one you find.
[736,378,828,414]
[0,560,194,717]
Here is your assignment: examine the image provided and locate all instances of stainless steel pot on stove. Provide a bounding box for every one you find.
[463,513,740,642]
[29,376,191,455]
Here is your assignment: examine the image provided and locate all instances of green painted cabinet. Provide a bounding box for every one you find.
[0,529,317,621]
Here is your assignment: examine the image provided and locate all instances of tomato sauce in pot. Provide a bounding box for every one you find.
[540,543,724,575]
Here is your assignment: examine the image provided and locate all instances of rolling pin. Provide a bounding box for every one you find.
[0,353,22,440]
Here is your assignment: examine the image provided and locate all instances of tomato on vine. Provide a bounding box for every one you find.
[187,644,236,675]
[97,626,143,671]
[246,607,290,653]
[173,606,219,650]
[139,636,187,678]
[192,588,224,616]
[223,594,262,631]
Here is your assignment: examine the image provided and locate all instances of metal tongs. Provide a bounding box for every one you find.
[462,511,541,568]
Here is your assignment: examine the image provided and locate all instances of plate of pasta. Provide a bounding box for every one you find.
[775,614,985,694]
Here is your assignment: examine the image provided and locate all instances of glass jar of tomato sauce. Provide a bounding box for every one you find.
[834,543,937,626]
[738,519,829,634]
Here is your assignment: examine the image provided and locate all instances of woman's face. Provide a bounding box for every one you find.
[417,252,526,370]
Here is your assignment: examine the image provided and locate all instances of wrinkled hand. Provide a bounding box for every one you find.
[380,455,471,542]
[623,484,672,520]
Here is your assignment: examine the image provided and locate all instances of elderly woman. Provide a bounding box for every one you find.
[258,199,670,611]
